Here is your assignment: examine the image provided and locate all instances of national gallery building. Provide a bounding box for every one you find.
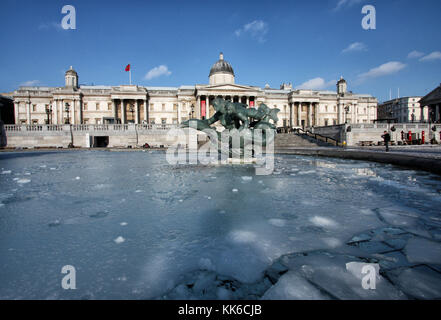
[12,53,378,128]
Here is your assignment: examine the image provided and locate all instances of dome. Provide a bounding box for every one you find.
[65,66,78,76]
[209,53,235,77]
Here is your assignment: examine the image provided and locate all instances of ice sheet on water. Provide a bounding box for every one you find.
[310,216,338,228]
[262,271,328,300]
[388,266,441,299]
[16,178,31,184]
[404,238,441,264]
[279,252,407,300]
[1,151,441,299]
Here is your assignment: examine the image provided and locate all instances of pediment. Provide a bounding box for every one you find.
[421,86,441,105]
[203,83,259,92]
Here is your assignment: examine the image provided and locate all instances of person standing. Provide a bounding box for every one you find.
[381,131,391,152]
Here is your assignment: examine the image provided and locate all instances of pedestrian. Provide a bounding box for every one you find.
[381,130,391,152]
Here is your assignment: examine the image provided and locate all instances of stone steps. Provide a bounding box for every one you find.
[275,133,328,148]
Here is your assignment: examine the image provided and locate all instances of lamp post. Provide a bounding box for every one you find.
[65,103,70,124]
[45,105,52,124]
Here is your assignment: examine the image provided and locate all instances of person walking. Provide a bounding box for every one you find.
[381,131,391,152]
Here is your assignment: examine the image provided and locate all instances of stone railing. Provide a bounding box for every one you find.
[4,124,178,133]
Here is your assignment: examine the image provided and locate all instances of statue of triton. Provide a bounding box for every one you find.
[181,98,280,158]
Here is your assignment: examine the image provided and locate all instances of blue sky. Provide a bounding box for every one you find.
[1,0,440,102]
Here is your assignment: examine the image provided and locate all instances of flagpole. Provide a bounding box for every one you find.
[129,70,132,85]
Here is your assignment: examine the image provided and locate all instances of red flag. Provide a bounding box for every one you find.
[125,64,130,72]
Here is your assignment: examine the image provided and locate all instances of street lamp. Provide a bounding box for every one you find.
[344,106,350,124]
[65,103,70,124]
[45,105,52,124]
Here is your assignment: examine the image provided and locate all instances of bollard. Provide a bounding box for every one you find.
[422,131,425,144]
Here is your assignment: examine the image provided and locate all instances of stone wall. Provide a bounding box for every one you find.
[313,123,441,146]
[3,124,192,148]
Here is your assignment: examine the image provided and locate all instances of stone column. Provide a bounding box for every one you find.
[14,102,19,124]
[135,100,139,124]
[177,102,181,124]
[121,99,125,124]
[367,104,370,123]
[289,103,293,127]
[206,97,210,118]
[60,100,64,124]
[197,96,201,119]
[54,100,58,124]
[72,100,76,124]
[79,99,83,124]
[112,99,117,121]
[338,103,343,124]
[27,101,31,124]
[144,99,148,123]
[308,103,312,127]
[297,102,301,127]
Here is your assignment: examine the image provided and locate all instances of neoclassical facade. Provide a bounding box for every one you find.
[12,53,378,128]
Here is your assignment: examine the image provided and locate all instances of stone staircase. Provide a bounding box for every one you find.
[275,133,331,149]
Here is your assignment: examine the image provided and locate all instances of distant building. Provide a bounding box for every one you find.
[419,84,441,123]
[12,53,378,128]
[377,97,424,123]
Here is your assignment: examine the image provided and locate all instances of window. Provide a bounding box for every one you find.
[83,119,89,124]
[334,106,337,112]
[150,119,155,124]
[21,120,26,124]
[95,118,101,124]
[108,103,112,111]
[161,118,167,124]
[32,120,38,124]
[173,104,177,111]
[150,104,154,110]
[83,103,88,111]
[162,104,166,111]
[333,119,337,125]
[325,105,328,112]
[32,105,37,112]
[96,103,100,110]
[324,119,328,126]
[172,118,178,124]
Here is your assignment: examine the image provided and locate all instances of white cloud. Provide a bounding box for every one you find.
[419,51,441,62]
[342,42,367,53]
[296,78,336,90]
[357,61,406,82]
[20,80,40,86]
[407,50,424,59]
[38,22,63,31]
[144,65,171,81]
[235,20,268,43]
[334,0,364,11]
